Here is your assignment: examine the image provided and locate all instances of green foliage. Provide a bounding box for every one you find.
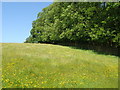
[25,2,120,47]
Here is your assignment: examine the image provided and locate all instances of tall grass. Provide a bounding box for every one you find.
[2,43,118,88]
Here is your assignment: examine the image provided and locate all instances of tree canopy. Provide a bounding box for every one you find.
[25,2,120,48]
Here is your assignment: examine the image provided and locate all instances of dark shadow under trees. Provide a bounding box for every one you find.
[54,42,119,57]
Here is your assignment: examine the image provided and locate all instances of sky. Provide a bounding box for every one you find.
[2,2,53,43]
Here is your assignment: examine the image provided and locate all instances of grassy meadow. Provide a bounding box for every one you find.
[1,43,118,88]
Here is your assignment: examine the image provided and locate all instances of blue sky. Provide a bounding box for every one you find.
[2,2,53,43]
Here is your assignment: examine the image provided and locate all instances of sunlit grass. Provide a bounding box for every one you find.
[2,43,118,88]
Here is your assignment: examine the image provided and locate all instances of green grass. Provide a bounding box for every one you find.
[1,43,118,88]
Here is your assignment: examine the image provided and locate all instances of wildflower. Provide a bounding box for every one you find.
[5,79,9,82]
[80,82,84,84]
[34,85,37,87]
[31,74,35,76]
[30,81,33,83]
[25,84,28,87]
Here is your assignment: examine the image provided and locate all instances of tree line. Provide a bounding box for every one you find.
[25,2,120,48]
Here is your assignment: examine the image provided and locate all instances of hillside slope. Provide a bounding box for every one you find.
[2,43,118,88]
